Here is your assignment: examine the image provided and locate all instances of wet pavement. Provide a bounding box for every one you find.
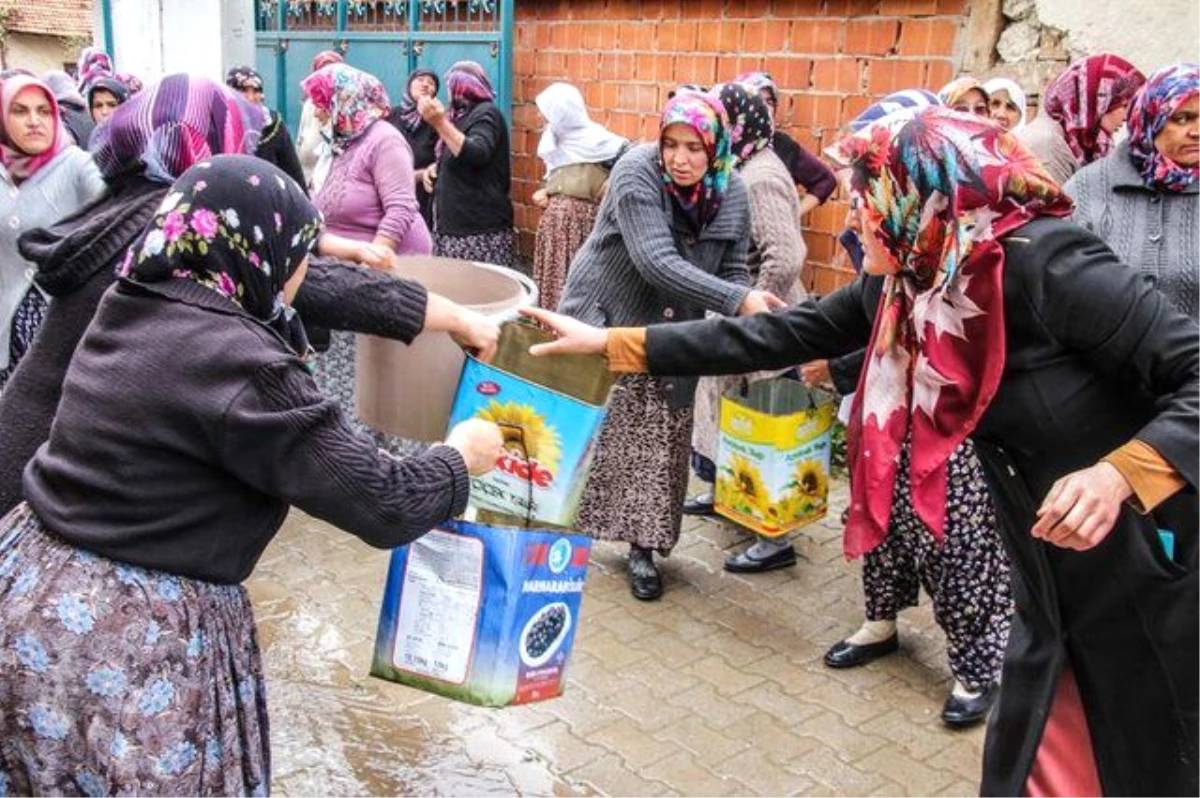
[247,478,985,796]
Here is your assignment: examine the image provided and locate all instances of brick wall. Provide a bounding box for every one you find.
[511,0,968,294]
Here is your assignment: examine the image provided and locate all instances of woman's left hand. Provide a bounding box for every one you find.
[521,306,608,357]
[353,242,398,270]
[1031,462,1134,550]
[418,95,445,125]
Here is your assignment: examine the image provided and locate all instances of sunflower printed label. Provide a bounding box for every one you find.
[447,358,608,528]
[715,379,836,537]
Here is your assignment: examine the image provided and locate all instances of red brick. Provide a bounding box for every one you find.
[865,58,926,94]
[936,0,968,13]
[928,19,960,57]
[804,93,845,130]
[681,0,725,19]
[842,93,872,121]
[567,52,600,82]
[514,49,534,77]
[811,57,861,93]
[580,23,603,50]
[599,52,635,81]
[734,55,766,77]
[878,0,939,13]
[788,20,834,55]
[674,54,718,87]
[719,20,743,52]
[925,59,955,89]
[660,20,699,51]
[772,0,824,15]
[844,19,899,56]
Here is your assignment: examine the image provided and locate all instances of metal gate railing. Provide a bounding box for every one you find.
[254,0,512,130]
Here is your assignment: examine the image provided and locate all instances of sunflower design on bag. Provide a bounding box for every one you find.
[787,459,829,514]
[718,454,769,517]
[476,401,562,473]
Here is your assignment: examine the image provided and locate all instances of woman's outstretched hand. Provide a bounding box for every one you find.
[738,289,786,316]
[450,306,501,363]
[1031,461,1133,551]
[520,306,608,357]
[444,418,504,476]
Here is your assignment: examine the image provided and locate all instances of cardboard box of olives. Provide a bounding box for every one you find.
[370,518,591,706]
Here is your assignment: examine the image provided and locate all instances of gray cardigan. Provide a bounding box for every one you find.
[558,143,751,408]
[558,143,750,326]
[1065,140,1198,319]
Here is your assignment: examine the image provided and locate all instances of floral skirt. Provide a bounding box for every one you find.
[433,228,519,270]
[0,503,271,796]
[576,375,693,554]
[0,288,48,395]
[532,195,598,312]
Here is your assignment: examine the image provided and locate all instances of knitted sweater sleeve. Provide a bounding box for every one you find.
[293,257,428,344]
[369,128,423,245]
[747,168,803,300]
[611,158,749,316]
[220,359,470,548]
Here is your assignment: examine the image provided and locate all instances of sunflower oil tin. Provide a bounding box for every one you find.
[446,323,612,529]
[714,379,837,537]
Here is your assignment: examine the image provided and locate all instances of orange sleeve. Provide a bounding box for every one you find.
[1102,439,1187,514]
[605,328,649,373]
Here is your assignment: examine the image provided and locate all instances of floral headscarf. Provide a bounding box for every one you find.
[394,68,439,132]
[91,73,266,185]
[659,91,732,232]
[300,63,391,155]
[1126,63,1199,193]
[75,46,113,93]
[832,107,1072,558]
[736,72,778,109]
[937,76,989,114]
[119,155,323,354]
[225,65,264,94]
[1042,54,1146,165]
[535,81,628,172]
[713,82,773,169]
[310,50,344,73]
[0,75,71,182]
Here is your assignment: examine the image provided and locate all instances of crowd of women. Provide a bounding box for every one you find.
[0,36,1194,798]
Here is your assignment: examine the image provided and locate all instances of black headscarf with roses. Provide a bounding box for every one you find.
[118,154,323,354]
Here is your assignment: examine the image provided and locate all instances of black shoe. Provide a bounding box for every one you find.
[723,544,797,573]
[823,635,899,669]
[682,494,716,516]
[628,547,663,601]
[941,682,1000,728]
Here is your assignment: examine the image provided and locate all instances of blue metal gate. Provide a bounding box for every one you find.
[254,1,513,131]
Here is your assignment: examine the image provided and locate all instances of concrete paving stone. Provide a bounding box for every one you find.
[592,604,669,642]
[652,713,750,766]
[713,747,817,796]
[569,753,677,797]
[694,627,775,669]
[787,740,889,796]
[540,684,630,737]
[721,710,813,764]
[859,708,957,761]
[866,777,912,796]
[735,681,827,725]
[793,709,890,764]
[933,777,981,796]
[857,745,957,796]
[491,702,560,737]
[555,660,640,700]
[804,674,895,726]
[931,737,986,784]
[597,682,695,729]
[587,718,685,770]
[624,630,707,670]
[525,719,609,774]
[683,654,767,696]
[624,654,702,698]
[574,628,654,671]
[663,680,761,728]
[639,750,748,796]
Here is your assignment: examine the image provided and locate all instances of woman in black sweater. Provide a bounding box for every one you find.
[0,156,504,795]
[225,64,307,191]
[388,67,441,230]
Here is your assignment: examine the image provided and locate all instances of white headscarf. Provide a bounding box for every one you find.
[535,82,628,173]
[982,77,1028,129]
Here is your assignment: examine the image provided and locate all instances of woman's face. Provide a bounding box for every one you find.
[6,87,55,155]
[410,74,437,102]
[758,89,777,123]
[988,89,1023,130]
[856,201,898,276]
[1153,96,1200,168]
[661,122,709,188]
[952,88,989,118]
[90,88,121,123]
[1099,102,1128,135]
[239,86,265,106]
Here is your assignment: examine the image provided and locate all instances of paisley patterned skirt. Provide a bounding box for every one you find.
[532,195,598,312]
[433,228,519,270]
[0,504,271,796]
[576,375,693,554]
[0,288,48,395]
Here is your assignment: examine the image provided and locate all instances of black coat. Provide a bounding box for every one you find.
[640,218,1199,796]
[255,111,307,194]
[432,101,513,236]
[387,111,438,231]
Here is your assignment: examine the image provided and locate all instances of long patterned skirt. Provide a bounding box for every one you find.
[532,195,599,312]
[433,229,519,270]
[576,375,693,555]
[861,438,1014,692]
[0,503,271,796]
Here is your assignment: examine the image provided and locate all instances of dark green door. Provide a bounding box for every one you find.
[255,0,513,133]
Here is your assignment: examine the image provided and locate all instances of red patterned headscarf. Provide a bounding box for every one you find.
[1041,54,1146,165]
[833,108,1073,558]
[0,76,71,182]
[300,63,391,155]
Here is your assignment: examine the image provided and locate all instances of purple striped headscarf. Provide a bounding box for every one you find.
[446,60,495,115]
[90,73,266,184]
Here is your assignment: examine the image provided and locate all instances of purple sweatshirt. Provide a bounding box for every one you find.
[315,121,433,254]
